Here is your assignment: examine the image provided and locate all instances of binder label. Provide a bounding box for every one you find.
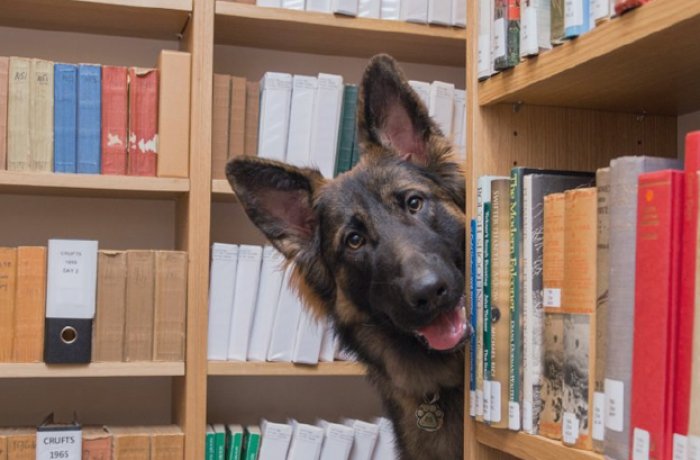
[493,18,506,59]
[476,389,484,417]
[688,435,700,460]
[490,381,501,423]
[469,391,476,417]
[605,378,624,432]
[543,288,561,308]
[563,412,579,445]
[36,429,82,460]
[673,434,688,460]
[508,402,520,431]
[564,0,583,29]
[633,428,650,460]
[592,391,605,441]
[483,381,492,422]
[522,401,533,433]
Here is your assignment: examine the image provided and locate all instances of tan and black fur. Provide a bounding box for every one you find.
[227,55,467,460]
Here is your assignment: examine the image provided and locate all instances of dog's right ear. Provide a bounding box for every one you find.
[226,157,326,260]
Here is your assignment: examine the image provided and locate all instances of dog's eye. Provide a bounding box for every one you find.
[406,195,423,213]
[345,232,365,250]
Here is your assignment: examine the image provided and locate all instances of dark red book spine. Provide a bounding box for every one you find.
[675,131,700,437]
[614,0,650,15]
[127,67,158,176]
[101,66,128,175]
[631,170,684,460]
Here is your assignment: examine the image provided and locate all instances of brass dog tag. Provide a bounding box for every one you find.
[416,393,444,432]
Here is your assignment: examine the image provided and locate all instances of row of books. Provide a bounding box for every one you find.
[251,0,466,27]
[0,51,190,177]
[206,417,396,460]
[208,244,353,363]
[0,424,183,459]
[0,242,187,364]
[470,131,700,460]
[212,71,466,180]
[476,0,651,79]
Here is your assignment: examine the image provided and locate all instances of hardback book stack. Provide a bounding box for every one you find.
[205,417,397,460]
[0,51,190,177]
[477,0,651,80]
[471,131,700,460]
[0,240,187,365]
[246,0,466,26]
[207,244,354,364]
[211,71,466,181]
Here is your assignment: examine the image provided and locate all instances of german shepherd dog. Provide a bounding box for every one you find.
[227,54,468,460]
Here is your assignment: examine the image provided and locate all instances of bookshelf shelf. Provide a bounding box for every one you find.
[0,0,192,40]
[207,361,367,376]
[0,362,185,378]
[477,0,700,115]
[0,171,189,199]
[212,179,237,202]
[475,425,603,460]
[214,1,466,66]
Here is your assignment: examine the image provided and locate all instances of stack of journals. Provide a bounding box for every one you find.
[0,241,187,364]
[247,0,466,26]
[207,244,353,364]
[212,71,466,181]
[0,424,184,459]
[471,131,700,460]
[477,0,651,79]
[0,51,190,177]
[206,417,397,460]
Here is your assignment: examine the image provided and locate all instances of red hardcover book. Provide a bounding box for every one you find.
[630,170,684,460]
[676,131,700,439]
[614,0,650,15]
[101,66,128,175]
[127,67,158,176]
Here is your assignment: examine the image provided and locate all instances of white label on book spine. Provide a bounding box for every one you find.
[476,389,484,417]
[477,34,490,76]
[521,6,538,55]
[688,436,700,460]
[470,391,476,417]
[633,428,650,460]
[36,429,82,460]
[493,18,506,59]
[483,382,492,422]
[593,391,605,441]
[543,288,561,308]
[490,381,501,423]
[508,402,520,431]
[522,401,533,433]
[592,0,608,21]
[605,378,625,432]
[563,412,579,445]
[46,240,98,319]
[674,434,688,460]
[564,0,583,29]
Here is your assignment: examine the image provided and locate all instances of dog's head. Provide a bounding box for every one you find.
[227,54,468,353]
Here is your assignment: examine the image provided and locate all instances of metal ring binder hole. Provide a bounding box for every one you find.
[60,326,78,345]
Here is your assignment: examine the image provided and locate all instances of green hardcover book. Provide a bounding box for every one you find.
[334,85,358,176]
[206,425,216,460]
[483,201,493,424]
[213,424,226,460]
[226,425,244,460]
[243,426,261,460]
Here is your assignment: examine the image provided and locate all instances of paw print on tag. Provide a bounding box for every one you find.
[415,401,444,432]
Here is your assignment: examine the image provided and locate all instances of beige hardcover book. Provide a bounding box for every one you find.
[93,251,127,362]
[153,251,187,361]
[228,76,247,160]
[12,246,46,362]
[0,57,9,170]
[1,428,36,460]
[124,250,156,361]
[109,426,150,459]
[690,174,700,441]
[490,178,511,428]
[7,57,31,171]
[540,193,565,440]
[157,50,191,178]
[212,74,231,180]
[82,426,111,460]
[0,247,18,362]
[29,58,53,171]
[150,425,184,460]
[561,187,597,451]
[244,81,260,156]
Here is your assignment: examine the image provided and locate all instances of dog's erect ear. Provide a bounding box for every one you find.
[358,54,438,165]
[226,157,325,260]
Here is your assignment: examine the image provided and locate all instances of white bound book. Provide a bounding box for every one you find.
[400,0,428,23]
[227,245,263,361]
[358,0,381,17]
[286,75,318,168]
[309,73,344,178]
[267,266,304,362]
[319,320,336,362]
[343,419,380,460]
[306,0,333,12]
[257,0,282,6]
[333,0,359,15]
[452,0,466,27]
[247,246,286,361]
[258,72,293,162]
[259,420,293,460]
[371,417,399,459]
[207,243,239,360]
[408,80,431,110]
[282,0,306,9]
[287,420,324,460]
[451,89,467,159]
[380,0,401,18]
[429,81,455,137]
[318,420,354,460]
[428,0,452,25]
[292,307,325,364]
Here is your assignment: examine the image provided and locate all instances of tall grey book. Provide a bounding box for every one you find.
[604,156,681,460]
[522,173,594,434]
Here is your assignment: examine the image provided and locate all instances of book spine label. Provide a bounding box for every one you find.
[212,74,231,180]
[54,64,78,173]
[0,248,18,362]
[7,57,31,171]
[0,57,8,169]
[77,64,102,174]
[30,59,54,172]
[128,68,159,176]
[101,66,128,175]
[12,246,47,362]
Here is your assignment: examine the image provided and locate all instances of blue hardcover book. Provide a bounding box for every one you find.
[564,0,591,38]
[53,63,78,173]
[470,217,478,418]
[77,64,101,174]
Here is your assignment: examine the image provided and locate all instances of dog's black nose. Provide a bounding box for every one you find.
[407,271,448,311]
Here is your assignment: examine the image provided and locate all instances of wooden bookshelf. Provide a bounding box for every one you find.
[0,0,192,40]
[211,178,236,202]
[0,362,185,378]
[215,1,466,66]
[475,425,603,460]
[478,0,700,115]
[208,361,367,376]
[0,171,189,199]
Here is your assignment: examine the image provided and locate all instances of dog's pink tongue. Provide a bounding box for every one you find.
[416,307,466,351]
